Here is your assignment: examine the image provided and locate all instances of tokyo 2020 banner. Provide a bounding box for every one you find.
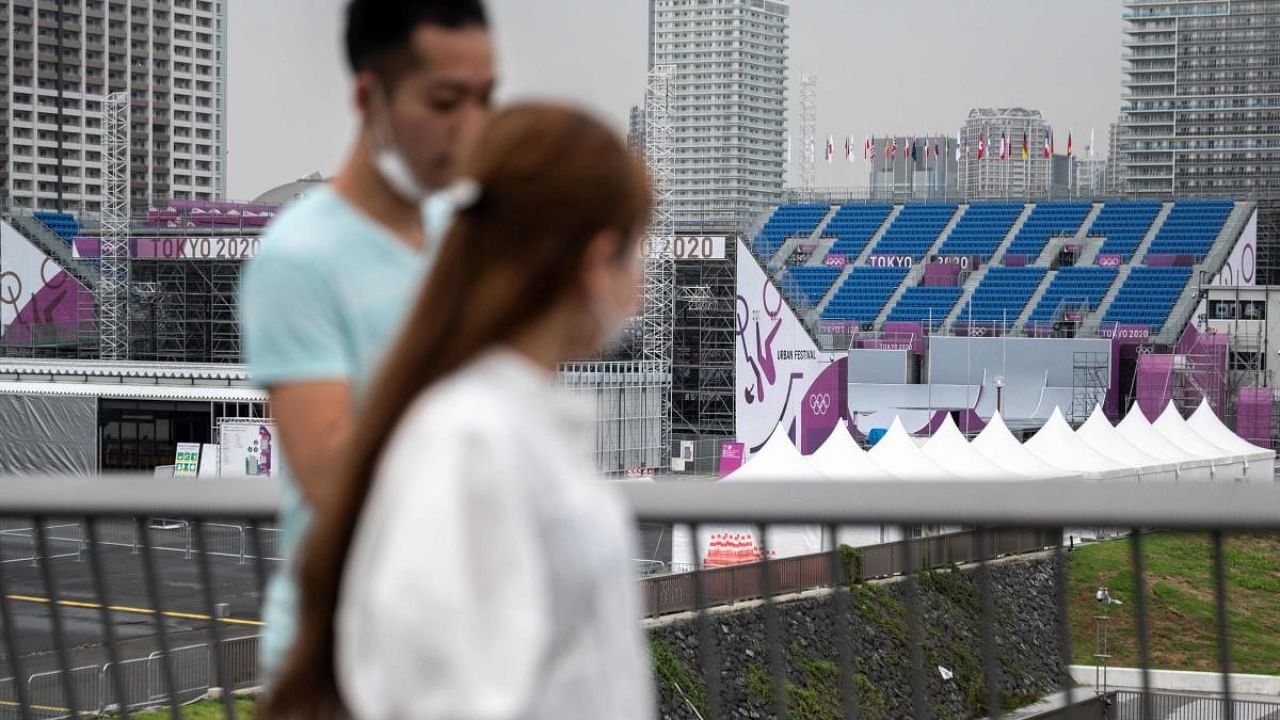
[734,239,843,455]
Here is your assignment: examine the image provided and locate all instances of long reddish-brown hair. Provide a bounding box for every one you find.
[266,102,652,718]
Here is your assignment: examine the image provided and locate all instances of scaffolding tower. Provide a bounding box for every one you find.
[798,73,817,197]
[642,64,676,464]
[98,92,130,360]
[128,260,242,364]
[1071,351,1110,423]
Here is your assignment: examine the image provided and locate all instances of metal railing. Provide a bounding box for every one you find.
[0,475,1277,719]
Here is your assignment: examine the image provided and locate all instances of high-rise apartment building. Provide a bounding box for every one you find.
[958,108,1055,200]
[1,0,227,213]
[647,0,788,228]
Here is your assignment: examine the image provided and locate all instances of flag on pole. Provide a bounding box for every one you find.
[1089,127,1095,160]
[864,135,873,160]
[934,137,941,161]
[844,135,852,162]
[977,132,986,160]
[826,135,834,163]
[786,134,792,164]
[890,137,899,159]
[1050,130,1056,156]
[999,132,1008,160]
[1067,131,1074,158]
[1021,132,1029,161]
[909,137,917,162]
[956,130,963,162]
[1043,129,1051,159]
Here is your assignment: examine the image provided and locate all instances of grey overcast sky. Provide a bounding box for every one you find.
[226,0,1123,200]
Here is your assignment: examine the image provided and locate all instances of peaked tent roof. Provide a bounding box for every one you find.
[971,410,1072,479]
[867,417,958,481]
[728,422,819,482]
[1075,405,1177,482]
[1188,398,1275,459]
[1114,405,1213,482]
[808,419,896,481]
[922,414,1025,480]
[1023,407,1133,480]
[1152,402,1248,481]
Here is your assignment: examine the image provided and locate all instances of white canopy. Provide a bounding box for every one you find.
[671,424,823,567]
[807,419,895,481]
[1075,405,1178,483]
[1187,399,1275,483]
[1023,407,1133,481]
[867,417,958,481]
[1115,407,1213,482]
[806,420,900,547]
[971,411,1072,479]
[1152,402,1247,482]
[922,415,1026,480]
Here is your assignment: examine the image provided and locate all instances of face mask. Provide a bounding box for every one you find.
[371,85,428,203]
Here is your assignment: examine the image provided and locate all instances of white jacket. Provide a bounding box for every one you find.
[337,349,655,719]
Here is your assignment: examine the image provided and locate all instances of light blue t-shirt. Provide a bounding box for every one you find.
[240,186,448,675]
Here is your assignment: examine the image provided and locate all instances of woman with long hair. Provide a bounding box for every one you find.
[267,103,655,719]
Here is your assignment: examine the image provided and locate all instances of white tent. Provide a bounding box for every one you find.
[671,424,824,568]
[867,417,958,481]
[1114,406,1213,482]
[1075,405,1178,483]
[1023,407,1133,481]
[1152,402,1247,482]
[971,411,1070,479]
[1187,399,1275,483]
[922,415,1027,480]
[806,419,900,546]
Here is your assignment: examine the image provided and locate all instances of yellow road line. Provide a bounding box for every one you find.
[5,594,264,627]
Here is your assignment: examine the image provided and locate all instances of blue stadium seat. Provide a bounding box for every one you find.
[820,266,911,325]
[935,202,1024,260]
[777,266,843,308]
[752,204,830,261]
[957,266,1049,326]
[1088,200,1163,259]
[1102,266,1194,330]
[1145,200,1234,261]
[1004,201,1093,260]
[1027,266,1119,325]
[885,286,964,329]
[33,211,80,246]
[825,204,893,258]
[868,203,959,259]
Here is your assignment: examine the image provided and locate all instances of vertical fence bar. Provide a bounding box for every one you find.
[245,521,268,598]
[756,525,788,720]
[31,517,80,717]
[975,529,1002,719]
[135,518,184,719]
[690,523,722,720]
[83,518,131,720]
[1053,534,1075,711]
[1129,529,1154,720]
[827,525,860,720]
[190,521,236,719]
[900,526,929,720]
[0,532,33,720]
[1211,530,1234,720]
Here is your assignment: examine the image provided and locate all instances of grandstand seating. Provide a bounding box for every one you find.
[1026,266,1118,325]
[958,266,1049,325]
[1145,199,1234,260]
[867,203,958,259]
[778,266,843,309]
[1089,200,1163,259]
[885,286,964,329]
[825,204,893,258]
[1003,201,1093,260]
[33,211,80,246]
[753,203,830,260]
[935,202,1024,259]
[821,266,910,325]
[1103,266,1193,330]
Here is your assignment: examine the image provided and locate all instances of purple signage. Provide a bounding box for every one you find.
[866,255,915,268]
[799,359,846,454]
[932,255,984,271]
[1096,254,1123,267]
[953,321,1005,338]
[1002,254,1027,267]
[1100,323,1152,343]
[718,442,745,478]
[1143,254,1195,267]
[1236,387,1273,449]
[823,254,848,268]
[923,262,961,287]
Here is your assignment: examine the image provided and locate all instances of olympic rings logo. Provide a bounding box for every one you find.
[809,393,832,415]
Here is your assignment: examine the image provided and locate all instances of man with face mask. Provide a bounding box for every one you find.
[238,0,494,677]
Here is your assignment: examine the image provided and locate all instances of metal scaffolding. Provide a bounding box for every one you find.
[98,92,130,360]
[798,73,817,197]
[1071,351,1110,424]
[642,64,676,464]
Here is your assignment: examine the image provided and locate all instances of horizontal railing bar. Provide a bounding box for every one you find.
[0,476,279,519]
[617,480,1280,528]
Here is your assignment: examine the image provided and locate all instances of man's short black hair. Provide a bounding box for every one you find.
[345,0,488,78]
